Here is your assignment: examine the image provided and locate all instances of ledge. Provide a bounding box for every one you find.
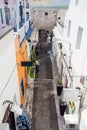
[0,26,14,39]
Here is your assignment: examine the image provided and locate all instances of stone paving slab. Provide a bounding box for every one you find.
[31,42,59,130]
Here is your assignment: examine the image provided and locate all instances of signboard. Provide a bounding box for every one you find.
[21,61,32,66]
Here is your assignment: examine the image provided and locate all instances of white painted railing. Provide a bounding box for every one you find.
[19,26,25,43]
[19,20,29,43]
[24,20,29,33]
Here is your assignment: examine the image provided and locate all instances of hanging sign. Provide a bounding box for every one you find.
[21,61,32,66]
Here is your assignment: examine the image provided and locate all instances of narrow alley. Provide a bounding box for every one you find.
[2,0,87,130]
[31,32,59,130]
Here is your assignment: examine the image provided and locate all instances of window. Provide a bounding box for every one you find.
[26,3,29,8]
[4,0,8,4]
[67,20,71,37]
[0,9,3,24]
[76,26,83,49]
[45,12,48,16]
[4,7,10,25]
[75,0,78,5]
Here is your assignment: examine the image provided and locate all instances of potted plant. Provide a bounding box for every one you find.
[59,99,67,116]
[57,80,63,96]
[30,50,36,63]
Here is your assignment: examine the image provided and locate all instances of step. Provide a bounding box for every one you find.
[34,79,53,82]
[34,80,53,85]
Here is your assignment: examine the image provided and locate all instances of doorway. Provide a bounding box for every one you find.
[8,112,16,130]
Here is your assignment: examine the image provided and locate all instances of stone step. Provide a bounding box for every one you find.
[34,79,53,85]
[34,79,53,82]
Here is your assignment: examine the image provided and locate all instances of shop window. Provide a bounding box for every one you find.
[76,26,83,49]
[21,79,24,97]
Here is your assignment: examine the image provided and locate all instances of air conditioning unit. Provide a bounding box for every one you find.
[0,123,9,130]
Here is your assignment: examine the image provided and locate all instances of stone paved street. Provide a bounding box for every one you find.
[31,41,59,130]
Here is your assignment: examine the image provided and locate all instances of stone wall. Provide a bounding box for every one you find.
[31,8,67,32]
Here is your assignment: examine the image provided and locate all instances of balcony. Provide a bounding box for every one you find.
[14,19,25,32]
[25,21,34,39]
[14,19,34,47]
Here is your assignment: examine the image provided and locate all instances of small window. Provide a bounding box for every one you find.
[76,26,83,49]
[45,12,48,16]
[75,0,78,5]
[58,17,61,20]
[67,20,71,37]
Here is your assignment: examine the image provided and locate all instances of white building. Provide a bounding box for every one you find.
[53,0,87,129]
[63,0,87,103]
[0,26,21,129]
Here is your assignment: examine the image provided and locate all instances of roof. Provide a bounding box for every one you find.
[30,0,70,9]
[52,0,70,7]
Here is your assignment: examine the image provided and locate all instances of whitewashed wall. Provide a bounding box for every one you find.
[63,0,87,77]
[0,30,20,122]
[63,0,87,87]
[63,0,87,128]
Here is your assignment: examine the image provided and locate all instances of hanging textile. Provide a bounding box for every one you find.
[16,105,31,130]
